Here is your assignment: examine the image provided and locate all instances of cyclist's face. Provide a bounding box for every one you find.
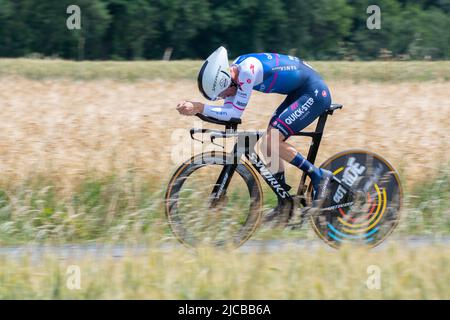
[218,85,237,99]
[218,66,238,99]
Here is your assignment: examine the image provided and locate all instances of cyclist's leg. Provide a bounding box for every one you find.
[259,89,305,190]
[261,91,301,174]
[268,82,331,191]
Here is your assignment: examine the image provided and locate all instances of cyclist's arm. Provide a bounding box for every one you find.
[203,68,254,121]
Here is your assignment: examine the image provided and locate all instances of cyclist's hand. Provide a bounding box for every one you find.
[176,101,203,116]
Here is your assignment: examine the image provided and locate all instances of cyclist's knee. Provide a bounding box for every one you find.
[269,117,292,141]
[267,125,288,142]
[264,126,286,155]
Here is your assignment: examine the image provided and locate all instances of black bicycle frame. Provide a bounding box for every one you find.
[244,111,330,205]
[203,111,332,206]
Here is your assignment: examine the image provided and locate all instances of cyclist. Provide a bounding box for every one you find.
[176,46,333,214]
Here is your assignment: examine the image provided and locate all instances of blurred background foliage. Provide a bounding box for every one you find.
[0,0,448,60]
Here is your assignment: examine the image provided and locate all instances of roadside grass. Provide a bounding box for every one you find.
[0,164,448,245]
[0,244,448,299]
[0,59,448,82]
[0,172,169,245]
[402,165,450,236]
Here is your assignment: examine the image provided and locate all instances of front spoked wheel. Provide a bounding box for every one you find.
[310,149,403,249]
[165,151,263,248]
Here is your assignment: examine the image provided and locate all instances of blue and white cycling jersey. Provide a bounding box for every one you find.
[233,53,323,94]
[203,53,328,125]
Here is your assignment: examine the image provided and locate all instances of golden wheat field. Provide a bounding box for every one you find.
[0,76,448,190]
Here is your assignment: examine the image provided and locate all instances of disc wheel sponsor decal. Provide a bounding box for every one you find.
[310,150,403,249]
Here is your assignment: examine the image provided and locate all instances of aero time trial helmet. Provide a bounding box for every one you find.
[197,46,231,101]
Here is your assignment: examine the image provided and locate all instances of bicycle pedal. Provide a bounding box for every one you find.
[286,222,303,230]
[284,207,305,229]
[263,210,288,228]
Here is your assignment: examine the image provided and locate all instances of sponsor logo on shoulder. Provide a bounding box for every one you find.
[272,65,298,72]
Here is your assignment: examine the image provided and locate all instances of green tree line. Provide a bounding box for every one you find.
[0,0,448,60]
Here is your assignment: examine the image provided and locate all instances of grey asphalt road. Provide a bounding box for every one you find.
[1,237,449,261]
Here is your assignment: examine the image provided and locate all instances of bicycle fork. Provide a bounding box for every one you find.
[206,137,247,206]
[208,163,238,207]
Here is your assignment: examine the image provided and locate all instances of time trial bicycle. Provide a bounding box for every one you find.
[165,103,403,249]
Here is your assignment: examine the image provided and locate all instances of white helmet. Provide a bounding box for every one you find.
[197,46,231,101]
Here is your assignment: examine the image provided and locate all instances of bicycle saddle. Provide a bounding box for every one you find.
[327,103,343,115]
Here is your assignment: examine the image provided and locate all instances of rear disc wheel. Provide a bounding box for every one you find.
[309,149,403,249]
